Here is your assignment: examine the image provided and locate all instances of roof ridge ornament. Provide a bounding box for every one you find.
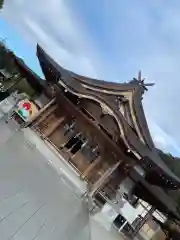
[133,70,155,91]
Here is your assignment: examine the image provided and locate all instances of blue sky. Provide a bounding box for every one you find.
[0,19,42,75]
[1,0,180,156]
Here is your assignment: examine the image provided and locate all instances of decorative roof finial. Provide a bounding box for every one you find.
[138,70,142,81]
[133,70,155,91]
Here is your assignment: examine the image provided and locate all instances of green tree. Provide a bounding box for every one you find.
[0,41,19,74]
[0,41,37,96]
[0,0,4,9]
[157,149,180,213]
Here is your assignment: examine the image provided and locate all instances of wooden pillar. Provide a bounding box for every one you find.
[33,106,57,128]
[27,98,56,127]
[45,116,65,137]
[132,206,156,238]
[89,161,122,198]
[80,156,102,180]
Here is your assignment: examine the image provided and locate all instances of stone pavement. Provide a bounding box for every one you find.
[0,118,127,239]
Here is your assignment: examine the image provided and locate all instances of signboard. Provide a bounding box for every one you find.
[15,99,39,122]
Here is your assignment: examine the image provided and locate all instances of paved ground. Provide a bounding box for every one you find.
[0,118,125,240]
[0,129,90,240]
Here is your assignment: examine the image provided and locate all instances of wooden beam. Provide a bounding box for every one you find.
[27,98,56,126]
[80,156,102,180]
[45,116,65,137]
[33,103,57,127]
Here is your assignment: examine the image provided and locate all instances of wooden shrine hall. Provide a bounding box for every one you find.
[12,44,180,223]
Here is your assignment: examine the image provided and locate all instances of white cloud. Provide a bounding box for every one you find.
[2,0,180,155]
[1,0,100,77]
[90,0,180,154]
[147,117,180,155]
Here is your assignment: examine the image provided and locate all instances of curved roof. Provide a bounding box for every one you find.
[36,45,180,190]
[133,178,180,221]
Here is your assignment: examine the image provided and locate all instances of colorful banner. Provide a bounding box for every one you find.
[15,99,39,122]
